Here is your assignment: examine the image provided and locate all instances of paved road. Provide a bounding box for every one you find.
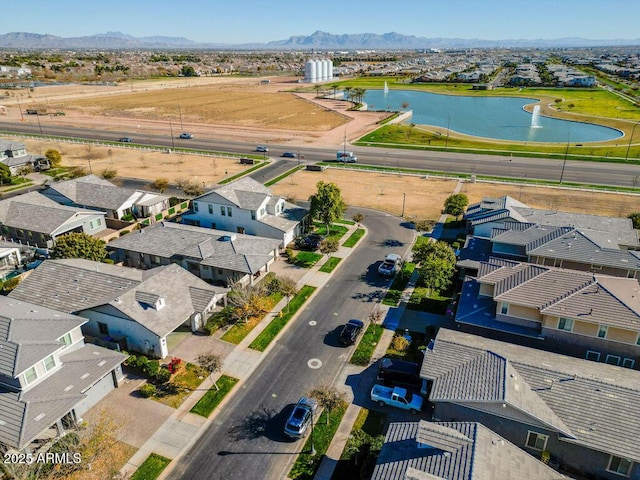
[2,121,640,188]
[168,209,415,480]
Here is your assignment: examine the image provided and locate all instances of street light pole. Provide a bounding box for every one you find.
[35,113,43,135]
[625,121,640,162]
[169,119,175,150]
[560,132,570,184]
[445,114,451,151]
[401,193,406,217]
[178,104,183,131]
[309,413,316,456]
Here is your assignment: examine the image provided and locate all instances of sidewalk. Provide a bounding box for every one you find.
[120,222,367,479]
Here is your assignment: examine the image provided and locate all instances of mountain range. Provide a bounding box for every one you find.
[0,30,638,50]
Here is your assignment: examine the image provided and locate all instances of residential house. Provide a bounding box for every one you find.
[0,240,22,278]
[464,196,638,248]
[373,420,564,480]
[41,174,170,220]
[0,297,126,452]
[0,191,106,249]
[0,139,49,175]
[9,259,228,359]
[490,221,640,278]
[182,177,309,247]
[456,258,640,367]
[421,329,640,480]
[108,221,281,286]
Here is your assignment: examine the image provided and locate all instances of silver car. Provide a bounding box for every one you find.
[378,253,402,276]
[284,397,317,438]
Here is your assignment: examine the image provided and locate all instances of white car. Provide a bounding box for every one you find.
[378,253,402,276]
[256,145,268,152]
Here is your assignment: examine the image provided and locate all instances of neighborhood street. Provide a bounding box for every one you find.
[167,209,415,480]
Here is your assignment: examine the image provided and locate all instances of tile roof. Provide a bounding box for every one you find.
[0,297,86,377]
[373,421,564,480]
[0,343,125,449]
[9,259,227,338]
[421,329,640,462]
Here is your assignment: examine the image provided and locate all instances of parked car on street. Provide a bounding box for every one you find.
[118,137,132,142]
[284,397,318,438]
[378,253,402,276]
[281,152,296,158]
[339,319,365,345]
[179,132,193,139]
[370,384,423,413]
[295,233,325,251]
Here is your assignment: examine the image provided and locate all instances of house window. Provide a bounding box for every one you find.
[558,317,573,332]
[151,255,161,265]
[597,325,608,339]
[251,210,256,220]
[24,366,38,385]
[227,207,232,217]
[208,204,213,214]
[43,355,56,371]
[217,268,223,274]
[98,322,109,335]
[607,456,633,476]
[194,202,199,212]
[58,333,72,348]
[605,354,621,366]
[622,358,635,369]
[586,350,601,361]
[16,229,25,239]
[636,334,640,346]
[237,227,245,234]
[89,218,102,229]
[500,303,508,315]
[220,206,226,216]
[525,431,549,451]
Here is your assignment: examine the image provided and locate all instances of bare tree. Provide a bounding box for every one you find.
[197,353,222,390]
[369,303,385,325]
[309,384,347,425]
[227,283,270,324]
[276,276,298,312]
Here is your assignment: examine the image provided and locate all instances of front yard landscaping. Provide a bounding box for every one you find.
[249,285,316,351]
[407,285,452,314]
[350,322,384,366]
[288,405,347,480]
[386,330,428,363]
[190,375,239,418]
[150,361,208,408]
[313,222,349,242]
[220,291,284,344]
[291,251,323,268]
[319,256,341,273]
[342,228,365,247]
[130,453,171,480]
[333,409,386,480]
[382,262,416,306]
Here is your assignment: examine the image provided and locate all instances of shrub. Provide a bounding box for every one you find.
[119,230,130,236]
[154,367,171,384]
[143,359,160,377]
[102,258,115,264]
[167,357,182,374]
[2,276,21,292]
[121,214,134,221]
[134,355,149,370]
[391,335,410,352]
[285,248,294,259]
[125,354,137,367]
[139,384,157,398]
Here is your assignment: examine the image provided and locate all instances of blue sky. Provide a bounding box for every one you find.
[3,0,638,44]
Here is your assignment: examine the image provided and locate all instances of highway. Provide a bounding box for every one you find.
[2,121,640,189]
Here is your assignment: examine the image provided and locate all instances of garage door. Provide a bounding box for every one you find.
[75,371,116,417]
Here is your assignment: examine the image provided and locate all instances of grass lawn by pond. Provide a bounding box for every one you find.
[350,323,384,366]
[130,453,171,480]
[249,285,316,351]
[221,292,283,344]
[190,375,239,418]
[319,256,341,273]
[343,228,365,247]
[288,406,347,480]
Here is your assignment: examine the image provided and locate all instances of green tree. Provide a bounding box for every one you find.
[275,276,298,312]
[319,238,339,257]
[309,181,347,234]
[0,163,11,185]
[180,65,197,77]
[45,148,62,167]
[443,193,469,219]
[412,240,455,266]
[628,212,640,229]
[419,255,455,295]
[50,232,108,262]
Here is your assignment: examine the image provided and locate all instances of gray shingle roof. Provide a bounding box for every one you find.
[0,343,125,449]
[197,177,271,209]
[373,421,564,480]
[9,259,227,338]
[0,297,86,377]
[421,329,640,462]
[108,221,280,272]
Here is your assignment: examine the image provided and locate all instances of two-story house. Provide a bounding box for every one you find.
[0,297,126,452]
[0,138,49,175]
[0,191,106,249]
[456,258,640,368]
[41,174,170,220]
[9,259,228,359]
[421,329,640,480]
[182,177,309,247]
[490,221,640,278]
[107,221,281,287]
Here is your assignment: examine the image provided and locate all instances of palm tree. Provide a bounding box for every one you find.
[344,86,352,103]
